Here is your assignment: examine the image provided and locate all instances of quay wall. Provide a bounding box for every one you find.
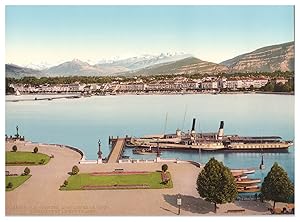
[25,141,87,162]
[6,139,202,167]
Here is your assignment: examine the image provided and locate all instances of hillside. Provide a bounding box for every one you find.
[6,64,42,78]
[221,41,294,73]
[129,57,229,76]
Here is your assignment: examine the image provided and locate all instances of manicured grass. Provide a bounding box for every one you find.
[61,172,173,190]
[6,151,50,165]
[6,175,31,191]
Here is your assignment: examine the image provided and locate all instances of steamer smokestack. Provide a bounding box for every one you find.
[191,118,196,131]
[217,121,224,140]
[219,121,224,129]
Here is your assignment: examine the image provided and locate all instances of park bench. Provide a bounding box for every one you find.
[114,168,124,172]
[227,209,245,213]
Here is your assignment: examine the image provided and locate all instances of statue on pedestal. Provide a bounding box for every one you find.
[16,125,19,138]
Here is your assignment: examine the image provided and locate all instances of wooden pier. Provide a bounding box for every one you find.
[107,138,126,163]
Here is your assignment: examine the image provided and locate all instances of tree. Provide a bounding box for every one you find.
[12,145,17,152]
[5,80,15,94]
[162,164,168,172]
[24,167,30,176]
[261,162,294,209]
[72,165,79,175]
[33,147,38,153]
[274,82,291,92]
[196,158,238,213]
[262,82,274,92]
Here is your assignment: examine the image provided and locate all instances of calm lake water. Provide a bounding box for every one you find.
[5,94,295,182]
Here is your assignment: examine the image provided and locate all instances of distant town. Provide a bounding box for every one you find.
[6,71,294,96]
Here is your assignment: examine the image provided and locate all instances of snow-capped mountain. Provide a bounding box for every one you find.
[100,52,193,71]
[24,62,53,70]
[41,53,193,76]
[44,59,102,76]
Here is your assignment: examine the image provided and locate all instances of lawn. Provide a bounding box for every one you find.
[6,175,31,191]
[6,151,51,165]
[61,172,173,190]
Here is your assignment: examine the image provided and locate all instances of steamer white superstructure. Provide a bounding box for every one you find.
[128,119,293,152]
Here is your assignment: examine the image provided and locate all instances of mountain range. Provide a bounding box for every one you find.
[6,41,294,78]
[221,41,294,73]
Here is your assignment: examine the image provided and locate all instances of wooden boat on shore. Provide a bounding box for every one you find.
[236,178,261,184]
[238,186,260,193]
[230,168,255,174]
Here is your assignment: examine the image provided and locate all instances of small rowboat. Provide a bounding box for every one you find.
[236,178,261,184]
[231,168,255,174]
[238,187,260,193]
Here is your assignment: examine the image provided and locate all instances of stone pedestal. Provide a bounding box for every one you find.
[97,158,102,164]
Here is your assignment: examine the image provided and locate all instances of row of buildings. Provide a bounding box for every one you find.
[10,76,289,94]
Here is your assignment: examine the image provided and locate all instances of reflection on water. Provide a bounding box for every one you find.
[6,94,294,181]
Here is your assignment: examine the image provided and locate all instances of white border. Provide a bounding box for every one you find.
[1,1,298,222]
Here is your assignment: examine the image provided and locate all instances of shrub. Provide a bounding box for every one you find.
[24,167,30,176]
[6,182,13,189]
[161,171,170,184]
[72,165,79,175]
[39,159,45,165]
[12,145,17,152]
[33,147,38,153]
[162,164,168,172]
[64,180,68,186]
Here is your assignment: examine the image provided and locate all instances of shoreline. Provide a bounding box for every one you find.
[5,91,294,102]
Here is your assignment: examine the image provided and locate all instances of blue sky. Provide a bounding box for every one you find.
[5,5,294,66]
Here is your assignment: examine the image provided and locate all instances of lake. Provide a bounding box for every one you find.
[6,93,295,182]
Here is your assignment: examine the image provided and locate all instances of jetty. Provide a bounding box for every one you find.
[107,137,126,163]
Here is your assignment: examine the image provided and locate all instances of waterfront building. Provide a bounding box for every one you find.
[181,79,198,89]
[67,82,86,92]
[118,83,145,91]
[253,77,269,88]
[201,80,219,89]
[226,78,244,90]
[218,77,227,89]
[241,78,254,89]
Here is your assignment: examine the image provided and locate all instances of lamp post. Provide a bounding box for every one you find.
[177,194,182,215]
[97,139,102,164]
[259,152,265,202]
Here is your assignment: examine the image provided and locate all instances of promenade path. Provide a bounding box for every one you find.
[107,138,125,163]
[5,141,272,216]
